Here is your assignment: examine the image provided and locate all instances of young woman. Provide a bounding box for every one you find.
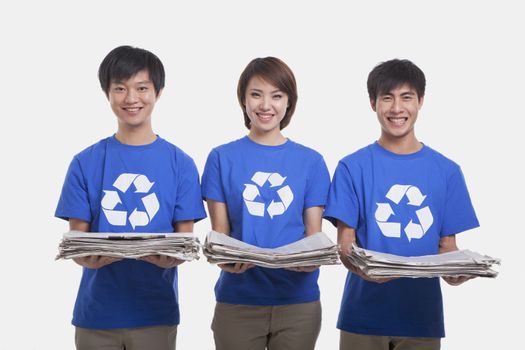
[201,57,330,350]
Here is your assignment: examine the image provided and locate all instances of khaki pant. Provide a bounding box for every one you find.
[340,330,440,350]
[212,301,321,350]
[75,325,177,350]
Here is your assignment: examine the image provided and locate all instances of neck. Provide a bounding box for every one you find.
[115,126,157,146]
[248,128,287,146]
[378,134,422,154]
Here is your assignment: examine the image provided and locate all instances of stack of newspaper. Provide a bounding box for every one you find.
[56,231,200,261]
[203,231,339,268]
[347,244,500,279]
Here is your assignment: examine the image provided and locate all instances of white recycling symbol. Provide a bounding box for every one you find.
[375,184,434,242]
[242,171,294,219]
[101,173,160,230]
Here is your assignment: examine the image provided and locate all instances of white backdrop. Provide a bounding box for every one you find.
[1,1,522,349]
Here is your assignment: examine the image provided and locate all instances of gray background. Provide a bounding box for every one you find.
[1,0,522,348]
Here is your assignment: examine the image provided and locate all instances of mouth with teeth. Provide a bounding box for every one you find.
[123,106,143,115]
[387,116,408,126]
[256,112,274,122]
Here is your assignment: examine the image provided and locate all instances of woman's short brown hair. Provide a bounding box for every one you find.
[237,57,298,130]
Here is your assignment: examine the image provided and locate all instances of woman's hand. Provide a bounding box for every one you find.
[218,262,254,273]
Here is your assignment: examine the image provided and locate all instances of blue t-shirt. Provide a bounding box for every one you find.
[324,142,479,338]
[55,135,206,329]
[201,136,330,305]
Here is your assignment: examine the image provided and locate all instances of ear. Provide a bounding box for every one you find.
[156,88,164,100]
[418,96,424,110]
[370,99,377,112]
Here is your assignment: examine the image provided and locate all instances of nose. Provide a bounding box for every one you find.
[124,89,138,104]
[391,98,403,113]
[260,96,271,111]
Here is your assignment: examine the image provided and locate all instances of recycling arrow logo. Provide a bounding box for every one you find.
[375,184,433,242]
[242,171,294,219]
[101,173,160,230]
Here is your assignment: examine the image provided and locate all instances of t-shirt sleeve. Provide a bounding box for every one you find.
[304,156,331,209]
[201,149,226,203]
[441,166,479,236]
[55,156,92,222]
[323,161,359,229]
[173,155,207,223]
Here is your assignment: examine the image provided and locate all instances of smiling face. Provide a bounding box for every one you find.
[108,70,161,131]
[244,76,289,137]
[372,83,423,143]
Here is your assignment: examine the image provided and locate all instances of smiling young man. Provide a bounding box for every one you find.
[324,59,479,349]
[55,46,206,350]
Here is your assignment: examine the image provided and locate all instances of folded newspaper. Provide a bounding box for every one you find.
[347,244,500,279]
[56,231,200,261]
[203,231,339,268]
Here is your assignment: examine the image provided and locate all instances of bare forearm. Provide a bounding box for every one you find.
[439,234,458,254]
[207,199,231,235]
[303,206,323,236]
[69,218,90,232]
[337,221,357,271]
[174,220,194,233]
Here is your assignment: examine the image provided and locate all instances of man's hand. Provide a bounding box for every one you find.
[69,220,123,269]
[442,275,473,286]
[338,221,394,284]
[140,255,185,268]
[73,256,122,269]
[218,262,254,273]
[439,235,475,286]
[339,244,394,284]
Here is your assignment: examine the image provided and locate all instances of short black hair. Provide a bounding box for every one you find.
[98,45,165,97]
[367,59,425,102]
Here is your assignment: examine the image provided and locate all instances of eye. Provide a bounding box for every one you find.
[382,96,392,102]
[403,95,414,101]
[138,86,149,92]
[273,94,283,99]
[113,86,125,92]
[250,92,261,98]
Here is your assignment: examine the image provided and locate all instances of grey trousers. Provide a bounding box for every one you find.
[212,301,322,350]
[75,325,177,350]
[340,330,440,350]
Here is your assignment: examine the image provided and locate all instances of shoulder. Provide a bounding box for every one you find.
[338,143,374,171]
[73,137,111,164]
[211,137,246,154]
[157,137,197,168]
[423,145,462,175]
[204,138,247,163]
[287,140,324,161]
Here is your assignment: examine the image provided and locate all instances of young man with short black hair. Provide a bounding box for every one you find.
[324,59,479,350]
[56,45,206,350]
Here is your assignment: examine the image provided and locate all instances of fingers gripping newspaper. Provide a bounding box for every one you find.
[203,231,340,268]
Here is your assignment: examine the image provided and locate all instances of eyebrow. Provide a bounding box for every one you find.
[249,88,282,94]
[112,80,152,85]
[380,90,416,97]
